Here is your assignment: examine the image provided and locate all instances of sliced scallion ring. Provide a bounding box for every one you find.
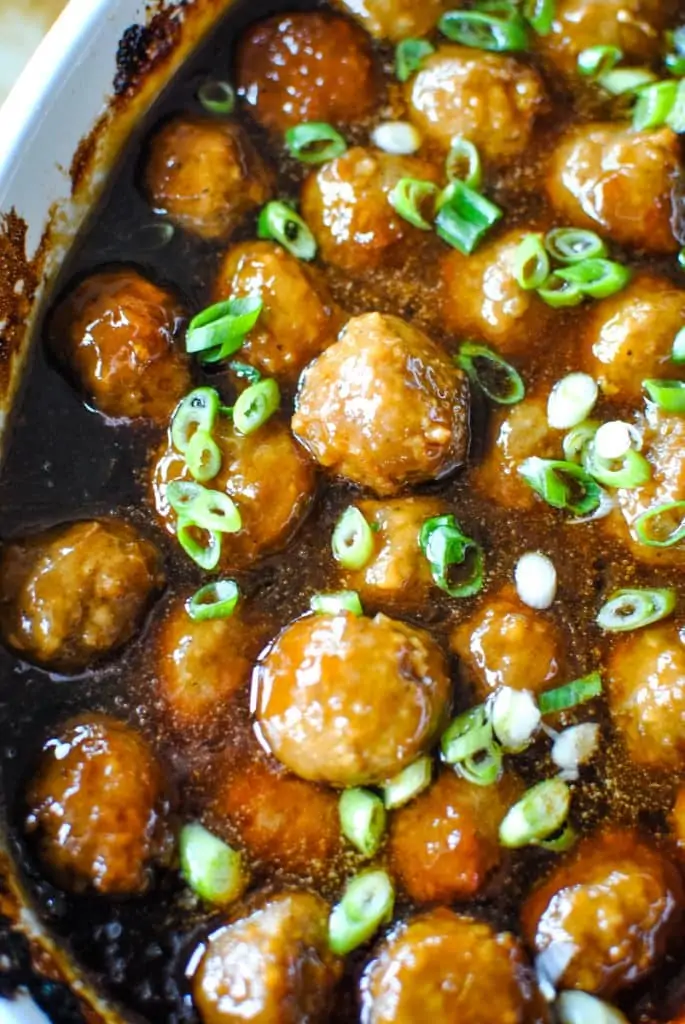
[171,388,221,454]
[666,52,685,76]
[338,789,386,858]
[388,177,439,230]
[523,0,555,36]
[547,373,598,430]
[667,79,685,133]
[596,588,676,633]
[186,296,262,362]
[419,514,485,598]
[563,420,598,464]
[167,481,242,535]
[518,457,602,516]
[179,823,247,905]
[285,122,347,164]
[514,233,550,291]
[185,429,222,483]
[577,44,622,78]
[438,8,529,52]
[395,38,435,82]
[186,580,240,622]
[328,870,395,956]
[538,824,578,853]
[490,687,541,753]
[584,446,651,489]
[310,591,364,616]
[556,991,629,1024]
[537,273,585,308]
[232,378,280,435]
[544,227,608,265]
[332,506,375,570]
[457,342,525,405]
[633,80,679,131]
[257,200,317,261]
[672,327,685,364]
[499,778,571,849]
[554,259,631,300]
[598,67,658,95]
[538,671,603,715]
[446,137,483,190]
[197,80,236,116]
[441,705,503,787]
[177,518,222,571]
[383,757,433,810]
[634,501,685,548]
[643,378,685,414]
[435,179,503,254]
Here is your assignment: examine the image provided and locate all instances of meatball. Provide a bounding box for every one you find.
[0,520,163,673]
[522,830,683,996]
[193,892,341,1024]
[236,13,376,133]
[672,785,685,850]
[361,908,548,1024]
[25,714,170,894]
[252,611,450,787]
[388,770,521,903]
[606,624,685,769]
[152,416,316,569]
[144,117,273,242]
[213,241,343,381]
[582,274,685,403]
[407,46,547,161]
[546,124,681,254]
[333,0,447,41]
[50,269,189,423]
[450,586,563,698]
[441,229,553,353]
[292,313,470,496]
[300,148,440,273]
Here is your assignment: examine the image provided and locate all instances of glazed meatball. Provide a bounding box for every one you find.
[546,124,681,254]
[333,0,446,41]
[213,241,343,381]
[450,586,563,698]
[441,228,554,353]
[25,714,170,894]
[144,117,273,242]
[152,416,316,568]
[50,269,189,423]
[0,520,163,673]
[292,313,470,496]
[672,785,685,850]
[407,46,547,161]
[300,148,440,273]
[236,13,376,133]
[582,274,685,403]
[388,770,521,903]
[522,830,683,996]
[193,892,341,1024]
[252,611,450,787]
[361,908,548,1023]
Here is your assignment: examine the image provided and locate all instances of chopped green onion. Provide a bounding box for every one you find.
[388,177,439,230]
[554,259,631,300]
[515,234,550,291]
[185,429,222,483]
[584,446,651,489]
[339,789,386,858]
[491,687,541,753]
[310,591,364,616]
[332,506,375,570]
[167,481,242,534]
[285,122,347,164]
[438,8,529,52]
[257,201,317,261]
[441,705,503,787]
[499,778,571,849]
[537,273,585,308]
[577,45,622,78]
[180,823,247,905]
[667,79,685,133]
[563,421,599,464]
[232,378,280,435]
[523,0,555,36]
[632,80,679,131]
[598,67,658,95]
[679,248,685,270]
[419,514,485,598]
[383,757,432,809]
[634,501,685,548]
[457,342,525,405]
[666,52,685,77]
[186,296,262,362]
[177,518,222,571]
[643,378,685,414]
[328,870,395,956]
[228,361,262,383]
[446,137,483,190]
[672,327,685,364]
[197,80,236,116]
[435,180,503,254]
[518,457,602,516]
[538,824,578,853]
[544,227,608,265]
[186,580,240,622]
[557,991,629,1024]
[547,373,598,430]
[395,38,435,82]
[538,672,603,715]
[596,588,676,632]
[171,388,220,454]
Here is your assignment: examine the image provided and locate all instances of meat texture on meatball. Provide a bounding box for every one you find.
[192,891,341,1024]
[144,117,273,242]
[252,611,450,787]
[0,519,163,673]
[25,714,170,894]
[332,0,447,41]
[50,269,189,423]
[406,46,547,161]
[361,908,548,1024]
[292,313,470,496]
[546,124,681,254]
[213,241,344,381]
[236,12,376,133]
[522,830,683,996]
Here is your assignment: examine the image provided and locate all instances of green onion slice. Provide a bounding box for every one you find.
[419,514,485,598]
[171,388,220,454]
[186,580,240,622]
[180,823,247,905]
[544,227,608,265]
[644,378,685,414]
[435,179,503,255]
[672,327,685,364]
[441,705,503,787]
[285,122,347,164]
[597,588,676,633]
[388,177,439,230]
[395,38,435,82]
[197,80,236,116]
[563,420,599,464]
[667,80,685,133]
[257,200,317,261]
[332,506,375,570]
[523,0,555,36]
[328,870,395,956]
[310,591,364,616]
[598,67,658,95]
[634,501,685,548]
[680,248,685,271]
[518,457,602,516]
[186,296,263,362]
[499,778,571,849]
[438,8,529,52]
[666,52,685,76]
[537,273,585,308]
[177,518,222,571]
[538,671,603,715]
[457,342,525,405]
[577,45,622,78]
[185,429,222,484]
[446,137,483,190]
[633,80,679,131]
[538,824,578,853]
[383,757,433,810]
[232,378,280,435]
[167,481,242,534]
[554,259,631,300]
[584,447,651,489]
[339,789,386,858]
[515,234,550,291]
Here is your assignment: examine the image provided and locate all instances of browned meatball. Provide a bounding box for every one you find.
[441,229,554,353]
[252,611,450,787]
[522,830,683,996]
[213,241,344,381]
[450,586,563,698]
[388,770,521,904]
[152,416,316,569]
[144,117,273,242]
[50,269,189,423]
[25,714,170,894]
[333,0,447,41]
[292,313,470,496]
[407,47,547,160]
[236,13,376,133]
[546,124,681,254]
[361,908,548,1023]
[0,520,163,673]
[193,891,341,1023]
[300,148,441,273]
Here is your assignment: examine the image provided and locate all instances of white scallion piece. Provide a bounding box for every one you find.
[371,121,422,155]
[547,373,599,430]
[515,551,557,610]
[556,991,629,1024]
[491,687,541,752]
[552,723,600,780]
[594,421,632,461]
